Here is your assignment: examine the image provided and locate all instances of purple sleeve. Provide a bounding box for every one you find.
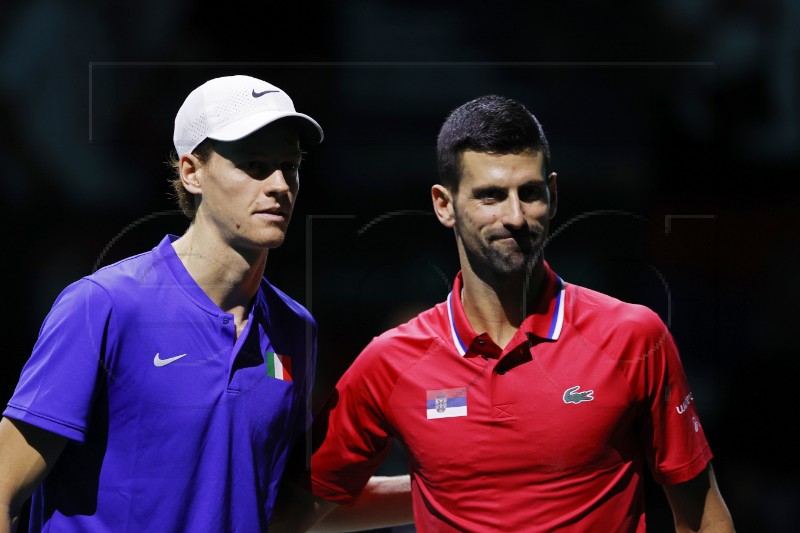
[4,279,112,442]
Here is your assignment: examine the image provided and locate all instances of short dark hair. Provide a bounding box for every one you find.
[436,95,551,191]
[166,139,215,220]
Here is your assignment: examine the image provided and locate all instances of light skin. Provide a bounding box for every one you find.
[434,148,733,532]
[663,465,735,532]
[285,148,732,532]
[269,475,412,533]
[0,122,306,533]
[432,149,557,348]
[2,122,414,533]
[0,418,67,533]
[173,122,303,338]
[180,125,415,532]
[2,140,733,532]
[277,151,557,530]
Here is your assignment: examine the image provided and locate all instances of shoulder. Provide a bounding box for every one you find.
[371,303,444,348]
[351,302,446,372]
[331,304,446,413]
[260,278,315,325]
[567,282,668,343]
[85,247,164,296]
[563,282,686,402]
[47,249,159,313]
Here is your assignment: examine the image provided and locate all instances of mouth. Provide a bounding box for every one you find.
[254,208,289,222]
[493,236,519,246]
[491,232,542,253]
[492,230,539,242]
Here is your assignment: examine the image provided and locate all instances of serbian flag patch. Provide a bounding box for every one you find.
[426,387,467,419]
[266,351,292,382]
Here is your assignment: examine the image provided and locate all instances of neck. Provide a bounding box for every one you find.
[172,224,267,323]
[459,259,546,349]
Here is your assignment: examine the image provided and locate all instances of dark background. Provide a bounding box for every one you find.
[1,2,798,532]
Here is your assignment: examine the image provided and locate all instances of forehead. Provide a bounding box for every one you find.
[459,150,545,188]
[214,122,301,159]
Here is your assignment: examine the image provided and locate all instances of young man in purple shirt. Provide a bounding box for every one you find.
[0,75,407,533]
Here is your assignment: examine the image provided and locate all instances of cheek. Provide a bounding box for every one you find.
[469,207,500,229]
[207,175,246,202]
[456,212,485,240]
[526,203,550,221]
[286,188,298,210]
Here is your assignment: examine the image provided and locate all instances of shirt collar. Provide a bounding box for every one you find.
[158,234,221,314]
[158,234,265,322]
[446,261,566,357]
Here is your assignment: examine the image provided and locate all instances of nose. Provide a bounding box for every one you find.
[501,195,525,229]
[264,169,291,195]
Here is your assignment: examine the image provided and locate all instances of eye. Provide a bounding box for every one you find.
[475,188,505,203]
[240,161,272,178]
[238,157,302,181]
[519,184,545,202]
[281,161,300,176]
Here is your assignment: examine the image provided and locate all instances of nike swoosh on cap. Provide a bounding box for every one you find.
[252,89,279,98]
[153,352,188,367]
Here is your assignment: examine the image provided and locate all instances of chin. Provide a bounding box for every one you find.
[488,254,542,278]
[248,230,287,250]
[491,264,528,277]
[264,235,286,249]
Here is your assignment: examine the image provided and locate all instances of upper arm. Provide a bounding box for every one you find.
[0,417,68,515]
[5,279,113,443]
[662,463,734,532]
[309,342,399,505]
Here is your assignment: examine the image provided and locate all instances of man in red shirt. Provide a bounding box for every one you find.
[306,95,734,532]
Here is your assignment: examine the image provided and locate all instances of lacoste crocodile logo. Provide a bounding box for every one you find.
[252,89,279,98]
[563,385,594,404]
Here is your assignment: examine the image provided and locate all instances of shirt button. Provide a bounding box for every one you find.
[476,339,486,346]
[223,317,230,325]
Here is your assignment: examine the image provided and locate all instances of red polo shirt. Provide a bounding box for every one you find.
[311,262,712,532]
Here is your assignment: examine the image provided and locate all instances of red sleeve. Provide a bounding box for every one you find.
[310,337,397,505]
[639,315,714,485]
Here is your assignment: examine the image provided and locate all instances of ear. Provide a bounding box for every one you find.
[431,184,456,228]
[178,153,204,195]
[547,172,558,219]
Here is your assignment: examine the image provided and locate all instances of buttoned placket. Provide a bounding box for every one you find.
[465,333,524,421]
[224,308,259,393]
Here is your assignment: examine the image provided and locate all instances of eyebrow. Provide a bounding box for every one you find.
[470,179,546,198]
[471,185,505,196]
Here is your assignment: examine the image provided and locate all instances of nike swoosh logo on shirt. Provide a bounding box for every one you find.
[252,89,279,98]
[153,352,188,367]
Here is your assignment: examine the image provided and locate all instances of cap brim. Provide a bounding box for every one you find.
[208,111,324,144]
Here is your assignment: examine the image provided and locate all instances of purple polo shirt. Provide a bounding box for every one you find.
[4,235,316,532]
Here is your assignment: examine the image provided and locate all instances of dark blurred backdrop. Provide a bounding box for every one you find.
[1,1,798,532]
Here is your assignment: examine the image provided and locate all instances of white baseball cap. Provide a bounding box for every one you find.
[173,75,324,157]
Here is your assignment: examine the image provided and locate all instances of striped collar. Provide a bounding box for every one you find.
[446,262,566,357]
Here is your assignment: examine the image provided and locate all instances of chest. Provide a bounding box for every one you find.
[388,335,644,480]
[98,304,303,434]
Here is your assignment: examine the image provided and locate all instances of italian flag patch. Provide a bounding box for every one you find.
[266,351,292,381]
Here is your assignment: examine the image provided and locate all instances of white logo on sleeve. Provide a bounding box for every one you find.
[676,392,694,414]
[153,353,188,367]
